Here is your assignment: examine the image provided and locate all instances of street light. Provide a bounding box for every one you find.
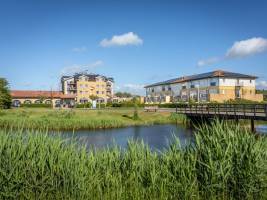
[196,84,200,103]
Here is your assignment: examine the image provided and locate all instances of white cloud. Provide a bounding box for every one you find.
[100,32,143,47]
[197,37,267,66]
[197,57,221,67]
[72,46,87,52]
[116,83,145,95]
[61,60,104,75]
[256,80,267,89]
[226,37,267,58]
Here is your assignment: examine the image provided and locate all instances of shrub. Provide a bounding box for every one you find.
[76,102,92,108]
[20,103,52,108]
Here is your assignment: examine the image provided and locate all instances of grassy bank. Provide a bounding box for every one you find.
[0,121,266,199]
[0,108,186,131]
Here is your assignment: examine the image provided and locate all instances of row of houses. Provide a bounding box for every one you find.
[144,70,263,103]
[11,70,264,107]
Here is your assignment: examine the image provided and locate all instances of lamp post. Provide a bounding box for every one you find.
[196,84,200,103]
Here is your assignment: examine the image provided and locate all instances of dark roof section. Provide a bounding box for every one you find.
[144,70,257,88]
[61,73,114,82]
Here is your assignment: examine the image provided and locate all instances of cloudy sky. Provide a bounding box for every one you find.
[0,0,267,94]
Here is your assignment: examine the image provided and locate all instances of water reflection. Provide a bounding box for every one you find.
[52,124,267,151]
[56,124,194,151]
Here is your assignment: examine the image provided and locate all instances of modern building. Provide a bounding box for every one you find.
[61,73,114,103]
[145,70,263,103]
[11,90,75,107]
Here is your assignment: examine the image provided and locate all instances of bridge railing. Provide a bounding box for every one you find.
[175,103,267,117]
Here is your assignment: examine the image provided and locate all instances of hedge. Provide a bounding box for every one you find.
[20,103,52,108]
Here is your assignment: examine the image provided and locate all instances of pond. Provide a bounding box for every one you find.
[56,124,267,151]
[58,124,194,151]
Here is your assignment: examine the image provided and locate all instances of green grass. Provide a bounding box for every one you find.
[0,108,186,131]
[0,120,266,199]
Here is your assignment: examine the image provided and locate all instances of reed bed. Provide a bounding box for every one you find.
[0,121,266,199]
[0,108,182,131]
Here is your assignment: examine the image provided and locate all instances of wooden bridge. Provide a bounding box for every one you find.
[173,104,267,132]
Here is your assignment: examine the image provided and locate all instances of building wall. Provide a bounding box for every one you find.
[145,77,262,103]
[62,75,114,103]
[12,98,62,107]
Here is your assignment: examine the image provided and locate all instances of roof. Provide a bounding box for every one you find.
[11,90,76,99]
[61,73,114,82]
[144,70,257,88]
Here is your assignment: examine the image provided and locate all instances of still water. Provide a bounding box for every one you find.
[56,124,267,151]
[58,124,194,151]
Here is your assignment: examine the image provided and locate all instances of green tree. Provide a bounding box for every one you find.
[89,95,98,101]
[115,92,132,98]
[0,78,12,109]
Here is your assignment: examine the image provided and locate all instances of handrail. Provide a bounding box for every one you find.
[175,103,267,117]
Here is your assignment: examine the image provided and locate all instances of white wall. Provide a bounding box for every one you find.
[219,78,255,87]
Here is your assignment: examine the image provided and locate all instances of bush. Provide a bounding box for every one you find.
[75,102,92,108]
[20,103,52,108]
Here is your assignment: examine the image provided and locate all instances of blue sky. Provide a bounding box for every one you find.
[1,0,267,95]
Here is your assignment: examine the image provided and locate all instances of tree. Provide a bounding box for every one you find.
[115,92,132,98]
[89,95,98,101]
[0,78,12,109]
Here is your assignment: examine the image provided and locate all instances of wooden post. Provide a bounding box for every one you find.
[251,119,255,133]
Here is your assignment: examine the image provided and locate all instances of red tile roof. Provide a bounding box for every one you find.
[11,90,75,99]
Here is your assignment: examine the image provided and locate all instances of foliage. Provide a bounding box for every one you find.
[89,95,98,101]
[20,103,52,108]
[223,98,264,104]
[115,92,132,98]
[0,121,266,199]
[132,103,139,120]
[76,102,92,108]
[0,108,178,131]
[0,78,12,109]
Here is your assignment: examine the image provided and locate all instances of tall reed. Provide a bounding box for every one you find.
[0,120,266,199]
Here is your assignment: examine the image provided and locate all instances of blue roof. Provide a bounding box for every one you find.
[144,70,257,88]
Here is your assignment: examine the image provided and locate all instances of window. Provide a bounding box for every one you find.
[24,100,31,104]
[102,91,105,94]
[35,100,41,104]
[96,91,99,94]
[152,88,154,92]
[162,86,165,91]
[190,85,195,89]
[182,85,186,89]
[45,100,52,104]
[168,86,171,91]
[250,79,252,83]
[210,82,216,86]
[209,89,218,94]
[80,91,83,94]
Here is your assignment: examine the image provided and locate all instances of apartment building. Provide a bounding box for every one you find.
[61,73,114,103]
[145,70,263,103]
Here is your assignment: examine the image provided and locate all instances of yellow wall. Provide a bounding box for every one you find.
[76,79,107,102]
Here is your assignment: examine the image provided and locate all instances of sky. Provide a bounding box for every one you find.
[0,0,267,95]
